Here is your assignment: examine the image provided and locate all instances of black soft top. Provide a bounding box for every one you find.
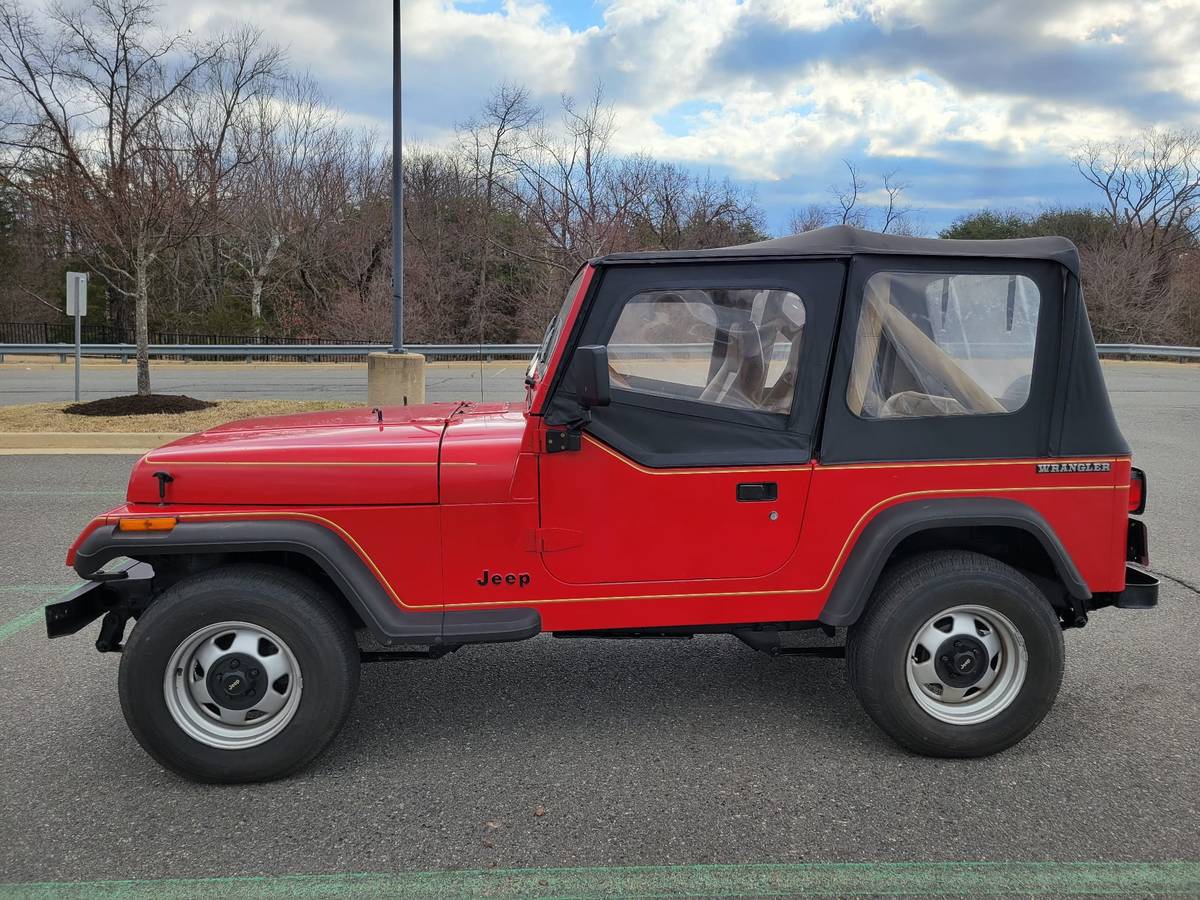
[596,225,1081,276]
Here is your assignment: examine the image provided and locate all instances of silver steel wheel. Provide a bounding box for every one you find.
[905,604,1028,726]
[164,621,302,750]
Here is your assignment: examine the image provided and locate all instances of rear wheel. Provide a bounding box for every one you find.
[119,564,359,782]
[846,550,1064,757]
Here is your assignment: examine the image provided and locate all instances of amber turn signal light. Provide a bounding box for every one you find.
[117,517,178,532]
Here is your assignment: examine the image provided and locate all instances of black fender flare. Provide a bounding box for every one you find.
[817,497,1091,628]
[73,520,539,646]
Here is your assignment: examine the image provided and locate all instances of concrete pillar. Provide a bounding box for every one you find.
[367,351,426,406]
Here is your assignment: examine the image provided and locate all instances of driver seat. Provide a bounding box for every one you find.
[697,319,767,409]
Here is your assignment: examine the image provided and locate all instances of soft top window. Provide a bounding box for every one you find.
[606,288,807,416]
[848,271,1041,419]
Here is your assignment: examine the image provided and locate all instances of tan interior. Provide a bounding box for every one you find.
[849,278,1006,417]
[847,280,888,415]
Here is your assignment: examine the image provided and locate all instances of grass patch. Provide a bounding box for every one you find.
[0,399,353,433]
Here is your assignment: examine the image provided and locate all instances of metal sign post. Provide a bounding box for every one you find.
[66,271,88,402]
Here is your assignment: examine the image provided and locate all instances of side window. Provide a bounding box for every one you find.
[847,271,1041,419]
[606,289,806,415]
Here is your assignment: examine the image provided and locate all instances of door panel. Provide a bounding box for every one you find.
[539,435,813,584]
[539,259,840,587]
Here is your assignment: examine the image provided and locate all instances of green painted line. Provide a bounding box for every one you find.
[0,584,78,643]
[0,584,79,595]
[0,862,1197,899]
[0,490,123,497]
[0,605,48,643]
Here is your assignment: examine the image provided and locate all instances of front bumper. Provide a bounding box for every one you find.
[45,560,154,648]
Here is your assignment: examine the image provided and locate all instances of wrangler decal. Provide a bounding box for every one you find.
[1035,462,1112,474]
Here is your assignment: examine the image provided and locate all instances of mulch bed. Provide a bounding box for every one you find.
[64,394,216,417]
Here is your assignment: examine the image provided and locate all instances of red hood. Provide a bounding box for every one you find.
[127,403,466,506]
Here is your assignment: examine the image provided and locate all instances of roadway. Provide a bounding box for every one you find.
[0,361,1197,894]
[0,359,527,405]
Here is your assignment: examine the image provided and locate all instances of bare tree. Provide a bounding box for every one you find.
[629,160,762,250]
[0,0,278,393]
[220,74,341,329]
[1074,129,1200,340]
[788,203,830,234]
[458,82,537,340]
[832,159,866,227]
[1075,130,1200,248]
[880,169,913,234]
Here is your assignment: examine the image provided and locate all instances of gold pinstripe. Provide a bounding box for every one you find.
[119,484,1120,612]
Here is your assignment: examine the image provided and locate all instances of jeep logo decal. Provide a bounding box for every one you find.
[1035,462,1111,474]
[477,569,531,588]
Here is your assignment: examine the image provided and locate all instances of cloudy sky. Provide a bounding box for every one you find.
[167,0,1200,234]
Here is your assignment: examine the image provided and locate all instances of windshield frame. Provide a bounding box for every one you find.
[528,264,593,414]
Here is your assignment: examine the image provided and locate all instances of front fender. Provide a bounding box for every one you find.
[73,519,538,646]
[818,497,1090,628]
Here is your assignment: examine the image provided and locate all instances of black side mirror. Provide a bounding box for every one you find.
[571,345,611,410]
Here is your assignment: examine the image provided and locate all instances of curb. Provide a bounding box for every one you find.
[0,432,189,453]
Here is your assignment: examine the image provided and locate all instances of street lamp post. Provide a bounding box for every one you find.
[391,0,404,352]
[367,0,424,405]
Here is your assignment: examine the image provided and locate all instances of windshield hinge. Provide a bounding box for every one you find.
[545,411,589,453]
[545,429,581,453]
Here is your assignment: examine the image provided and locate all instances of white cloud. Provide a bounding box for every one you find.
[133,0,1200,202]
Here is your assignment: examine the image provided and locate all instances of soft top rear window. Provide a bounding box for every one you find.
[847,271,1041,419]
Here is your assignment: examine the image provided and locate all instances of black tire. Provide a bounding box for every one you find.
[119,564,360,783]
[846,550,1064,758]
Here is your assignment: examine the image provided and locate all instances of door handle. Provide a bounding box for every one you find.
[736,482,778,502]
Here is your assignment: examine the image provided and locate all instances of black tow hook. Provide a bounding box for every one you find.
[95,610,130,653]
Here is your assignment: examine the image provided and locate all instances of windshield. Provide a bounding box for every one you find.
[529,268,586,382]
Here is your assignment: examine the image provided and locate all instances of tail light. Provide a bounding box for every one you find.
[1129,468,1147,515]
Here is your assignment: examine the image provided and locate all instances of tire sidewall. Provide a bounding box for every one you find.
[853,559,1064,756]
[120,573,358,782]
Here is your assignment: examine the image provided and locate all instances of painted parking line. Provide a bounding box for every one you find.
[1,862,1198,899]
[0,491,124,497]
[0,585,78,595]
[0,584,79,644]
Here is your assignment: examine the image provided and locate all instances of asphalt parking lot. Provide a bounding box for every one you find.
[0,362,1197,896]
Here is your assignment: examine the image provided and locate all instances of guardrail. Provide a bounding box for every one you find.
[0,343,540,361]
[1095,344,1200,360]
[0,342,1197,362]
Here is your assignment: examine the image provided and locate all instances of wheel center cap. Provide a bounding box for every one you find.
[205,652,263,710]
[934,635,989,688]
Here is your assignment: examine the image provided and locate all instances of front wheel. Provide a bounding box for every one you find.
[846,550,1065,757]
[119,564,360,782]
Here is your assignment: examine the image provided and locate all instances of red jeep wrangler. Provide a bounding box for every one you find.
[48,226,1157,782]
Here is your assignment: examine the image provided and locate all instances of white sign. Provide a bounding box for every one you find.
[66,271,88,316]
